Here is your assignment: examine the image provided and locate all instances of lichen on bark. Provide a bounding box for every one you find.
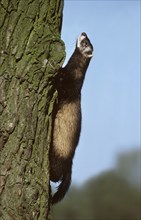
[0,0,65,219]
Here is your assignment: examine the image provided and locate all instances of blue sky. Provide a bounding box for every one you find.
[61,0,140,184]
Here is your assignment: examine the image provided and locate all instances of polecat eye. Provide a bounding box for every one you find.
[82,40,88,48]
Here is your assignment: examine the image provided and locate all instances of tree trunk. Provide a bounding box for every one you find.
[0,0,65,219]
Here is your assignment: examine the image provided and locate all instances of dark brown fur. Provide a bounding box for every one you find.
[50,33,93,204]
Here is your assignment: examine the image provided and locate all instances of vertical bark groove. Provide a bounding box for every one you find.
[0,0,65,219]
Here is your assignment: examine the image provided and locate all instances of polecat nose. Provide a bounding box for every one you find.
[81,32,87,37]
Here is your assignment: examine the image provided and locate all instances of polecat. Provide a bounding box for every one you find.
[50,32,93,204]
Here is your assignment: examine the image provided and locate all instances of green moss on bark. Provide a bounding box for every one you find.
[0,0,65,219]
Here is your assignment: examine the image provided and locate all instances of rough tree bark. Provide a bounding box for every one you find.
[0,0,65,219]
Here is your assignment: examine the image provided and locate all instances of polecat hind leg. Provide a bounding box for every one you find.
[52,163,72,204]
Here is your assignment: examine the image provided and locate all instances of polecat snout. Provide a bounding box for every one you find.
[50,32,93,204]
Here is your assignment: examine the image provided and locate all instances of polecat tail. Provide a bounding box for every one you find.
[52,168,71,205]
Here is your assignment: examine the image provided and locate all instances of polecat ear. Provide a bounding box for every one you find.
[77,33,93,58]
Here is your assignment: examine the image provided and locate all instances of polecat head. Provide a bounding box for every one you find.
[77,32,93,58]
